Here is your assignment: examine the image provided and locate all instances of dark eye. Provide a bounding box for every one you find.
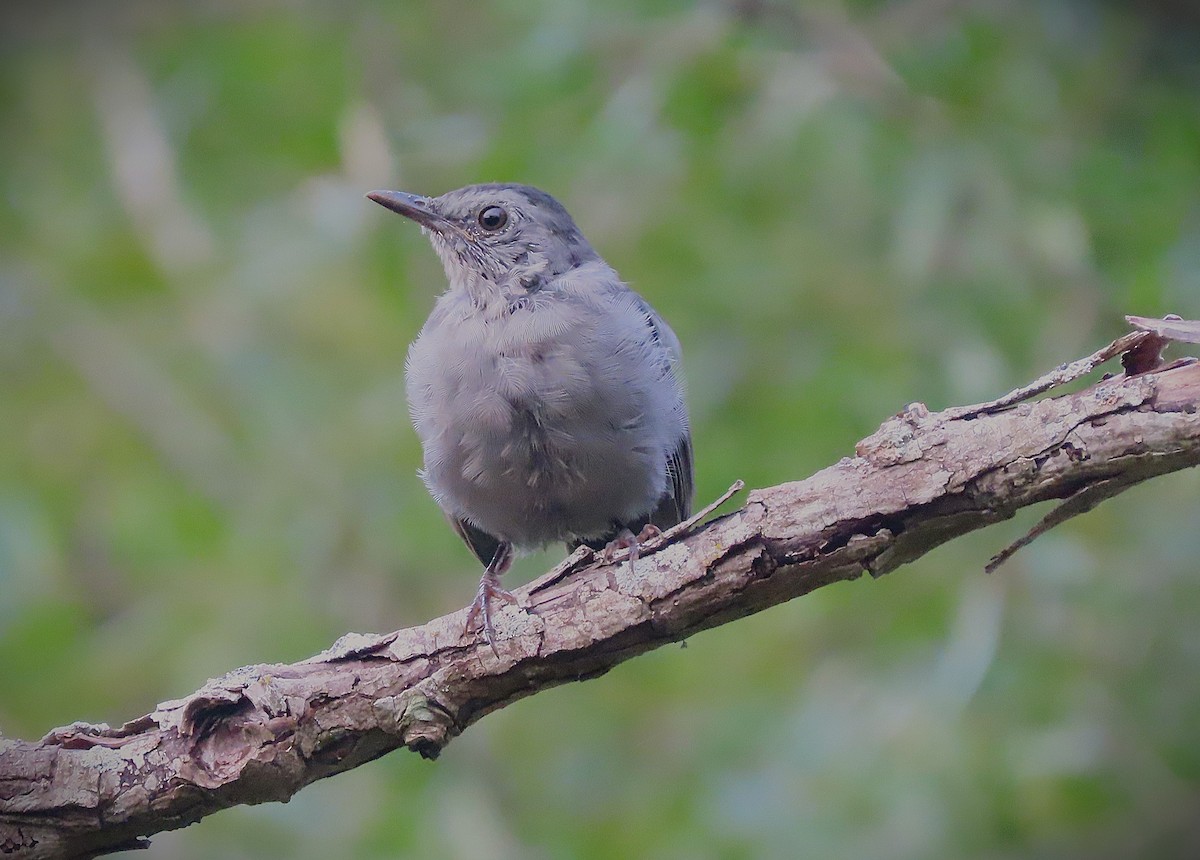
[477,206,508,231]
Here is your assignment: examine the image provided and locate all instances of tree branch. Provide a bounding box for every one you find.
[3,331,1200,860]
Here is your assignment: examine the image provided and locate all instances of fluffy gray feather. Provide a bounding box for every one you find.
[372,182,693,561]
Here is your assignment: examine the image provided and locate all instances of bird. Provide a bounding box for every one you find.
[367,183,693,647]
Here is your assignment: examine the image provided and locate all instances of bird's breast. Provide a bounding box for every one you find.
[405,295,679,546]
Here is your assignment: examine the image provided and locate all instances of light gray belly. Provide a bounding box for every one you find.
[407,319,671,547]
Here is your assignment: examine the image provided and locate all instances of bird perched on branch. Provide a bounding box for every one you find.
[368,183,692,647]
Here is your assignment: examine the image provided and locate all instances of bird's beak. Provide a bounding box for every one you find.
[366,190,449,233]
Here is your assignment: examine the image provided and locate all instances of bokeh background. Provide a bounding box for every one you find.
[2,1,1199,857]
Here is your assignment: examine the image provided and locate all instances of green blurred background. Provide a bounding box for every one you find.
[2,1,1199,857]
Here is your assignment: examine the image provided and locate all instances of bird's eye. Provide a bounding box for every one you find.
[477,206,508,231]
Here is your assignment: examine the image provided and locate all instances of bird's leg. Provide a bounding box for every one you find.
[465,541,517,651]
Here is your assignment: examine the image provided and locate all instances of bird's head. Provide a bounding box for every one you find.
[368,183,599,296]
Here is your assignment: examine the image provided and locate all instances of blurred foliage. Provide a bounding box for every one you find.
[2,0,1200,857]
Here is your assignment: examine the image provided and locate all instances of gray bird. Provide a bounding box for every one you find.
[368,183,692,645]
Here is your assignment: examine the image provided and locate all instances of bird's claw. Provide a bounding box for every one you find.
[465,571,518,653]
[601,523,662,574]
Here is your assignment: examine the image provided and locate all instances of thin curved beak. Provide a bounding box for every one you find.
[366,190,448,233]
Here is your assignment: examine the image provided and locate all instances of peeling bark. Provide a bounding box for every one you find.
[3,338,1200,860]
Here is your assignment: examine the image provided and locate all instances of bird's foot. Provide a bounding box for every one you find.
[465,568,518,653]
[601,524,663,573]
[639,479,746,554]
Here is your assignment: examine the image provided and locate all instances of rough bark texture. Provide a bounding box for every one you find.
[3,346,1200,860]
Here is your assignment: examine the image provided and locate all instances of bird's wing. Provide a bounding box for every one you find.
[637,297,694,526]
[657,429,694,525]
[450,515,504,567]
